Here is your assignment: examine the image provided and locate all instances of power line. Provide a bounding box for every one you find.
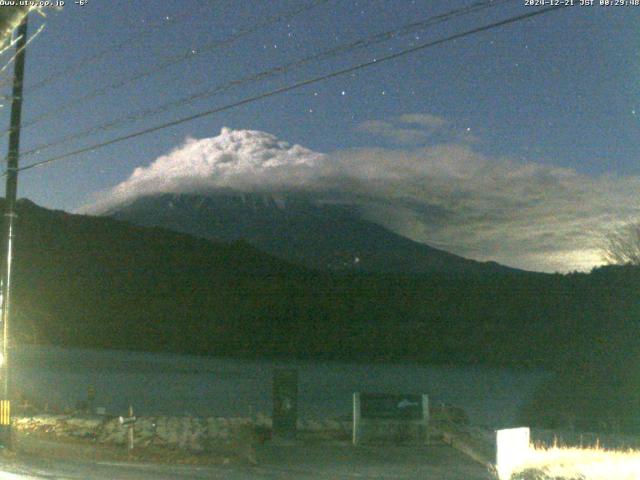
[5,4,569,177]
[8,0,330,136]
[0,31,23,63]
[0,22,45,84]
[18,0,514,160]
[23,1,212,95]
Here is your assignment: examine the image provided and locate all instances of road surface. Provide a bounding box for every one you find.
[0,443,495,479]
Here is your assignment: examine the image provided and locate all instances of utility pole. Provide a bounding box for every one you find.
[0,13,28,449]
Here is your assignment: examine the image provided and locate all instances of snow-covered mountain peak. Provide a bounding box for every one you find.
[91,128,325,213]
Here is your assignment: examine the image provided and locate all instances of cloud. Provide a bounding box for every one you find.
[328,145,640,272]
[396,113,448,129]
[87,127,329,211]
[84,125,640,273]
[356,113,470,146]
[356,120,431,145]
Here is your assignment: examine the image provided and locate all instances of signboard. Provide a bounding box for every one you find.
[272,368,298,439]
[353,392,429,445]
[360,393,424,420]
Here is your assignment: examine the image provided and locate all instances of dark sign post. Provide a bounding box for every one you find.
[353,392,429,445]
[272,368,298,440]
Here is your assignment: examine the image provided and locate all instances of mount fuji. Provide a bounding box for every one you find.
[97,128,522,276]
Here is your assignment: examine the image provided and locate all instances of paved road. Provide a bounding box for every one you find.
[0,443,494,479]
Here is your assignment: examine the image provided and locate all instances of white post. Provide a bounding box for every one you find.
[495,427,530,480]
[421,394,429,444]
[352,392,361,446]
[128,404,134,451]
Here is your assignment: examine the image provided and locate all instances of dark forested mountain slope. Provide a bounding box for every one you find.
[4,198,637,372]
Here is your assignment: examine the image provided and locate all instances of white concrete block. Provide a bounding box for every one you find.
[495,427,530,480]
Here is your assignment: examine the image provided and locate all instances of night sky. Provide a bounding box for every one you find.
[0,0,639,272]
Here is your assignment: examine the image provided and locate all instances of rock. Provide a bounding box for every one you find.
[64,414,106,439]
[97,418,126,445]
[255,412,272,428]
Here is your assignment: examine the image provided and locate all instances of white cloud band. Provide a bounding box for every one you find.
[85,126,640,273]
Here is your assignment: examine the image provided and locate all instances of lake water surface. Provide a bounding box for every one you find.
[10,345,549,429]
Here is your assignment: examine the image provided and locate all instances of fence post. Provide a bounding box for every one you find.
[421,394,429,444]
[128,404,134,451]
[118,405,136,452]
[352,392,361,446]
[272,369,298,440]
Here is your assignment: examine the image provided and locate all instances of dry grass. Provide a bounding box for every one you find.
[511,444,640,480]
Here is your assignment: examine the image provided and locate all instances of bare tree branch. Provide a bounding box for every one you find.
[602,222,640,265]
